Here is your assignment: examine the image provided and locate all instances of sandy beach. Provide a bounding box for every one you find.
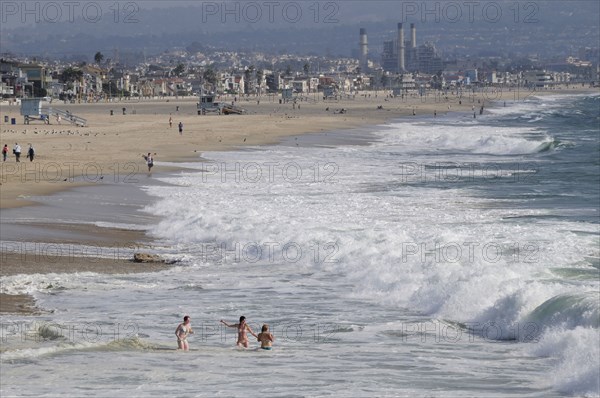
[0,86,594,314]
[2,87,592,208]
[0,88,555,207]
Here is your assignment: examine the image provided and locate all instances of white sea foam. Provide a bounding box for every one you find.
[528,327,600,396]
[374,122,554,156]
[137,116,599,395]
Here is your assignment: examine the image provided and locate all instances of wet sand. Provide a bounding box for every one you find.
[0,251,171,314]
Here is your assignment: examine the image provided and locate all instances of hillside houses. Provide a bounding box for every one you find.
[1,47,597,103]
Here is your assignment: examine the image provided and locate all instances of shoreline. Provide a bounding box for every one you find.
[0,87,596,315]
[2,87,594,208]
[0,253,172,315]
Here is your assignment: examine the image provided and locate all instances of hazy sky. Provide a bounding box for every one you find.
[1,0,598,59]
[2,0,599,30]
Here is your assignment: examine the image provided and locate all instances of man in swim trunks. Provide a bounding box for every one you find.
[220,316,257,348]
[257,324,274,350]
[175,315,194,351]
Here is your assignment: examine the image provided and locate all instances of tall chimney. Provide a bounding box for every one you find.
[397,23,405,73]
[359,28,368,72]
[411,23,416,49]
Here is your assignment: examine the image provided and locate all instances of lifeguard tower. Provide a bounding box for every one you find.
[20,98,43,124]
[20,98,87,126]
[197,93,221,115]
[197,93,245,115]
[281,88,293,103]
[322,86,338,101]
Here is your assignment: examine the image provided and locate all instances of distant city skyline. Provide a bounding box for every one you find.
[1,1,598,62]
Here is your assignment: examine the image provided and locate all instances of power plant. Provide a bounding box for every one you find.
[357,23,442,75]
[359,28,368,72]
[379,23,443,75]
[397,23,405,72]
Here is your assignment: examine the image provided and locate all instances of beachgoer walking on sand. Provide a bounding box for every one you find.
[13,143,21,162]
[175,315,194,351]
[142,152,154,172]
[2,144,8,161]
[169,115,173,128]
[257,324,275,350]
[27,144,35,162]
[220,316,257,348]
[178,122,183,135]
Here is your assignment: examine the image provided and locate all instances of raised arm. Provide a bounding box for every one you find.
[220,320,235,328]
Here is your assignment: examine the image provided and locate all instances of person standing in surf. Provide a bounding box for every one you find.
[175,315,194,351]
[257,324,275,350]
[220,316,257,348]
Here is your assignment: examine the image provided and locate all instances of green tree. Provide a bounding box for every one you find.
[303,62,310,76]
[61,67,83,83]
[94,52,104,64]
[102,81,118,96]
[203,67,217,86]
[380,73,390,88]
[173,63,185,77]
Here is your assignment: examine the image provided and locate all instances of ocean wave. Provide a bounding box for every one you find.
[527,327,600,396]
[0,336,164,362]
[524,292,600,331]
[139,103,598,395]
[376,122,556,156]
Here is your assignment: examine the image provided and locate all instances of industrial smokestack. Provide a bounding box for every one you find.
[411,23,416,49]
[359,28,368,72]
[397,23,405,73]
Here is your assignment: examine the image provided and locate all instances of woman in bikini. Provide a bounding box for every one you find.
[175,315,194,351]
[220,316,257,348]
[257,324,275,350]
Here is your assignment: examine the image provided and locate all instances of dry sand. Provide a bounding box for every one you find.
[0,86,594,314]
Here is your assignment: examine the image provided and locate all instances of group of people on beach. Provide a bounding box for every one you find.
[175,315,274,351]
[2,143,34,162]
